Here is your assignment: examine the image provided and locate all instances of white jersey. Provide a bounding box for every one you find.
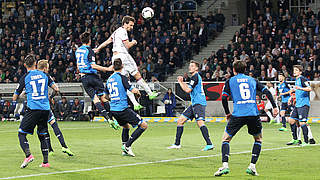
[266,87,276,109]
[112,27,129,54]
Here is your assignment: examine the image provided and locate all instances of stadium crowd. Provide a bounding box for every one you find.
[0,0,225,83]
[200,3,320,82]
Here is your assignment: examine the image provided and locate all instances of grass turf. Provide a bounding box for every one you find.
[0,121,319,180]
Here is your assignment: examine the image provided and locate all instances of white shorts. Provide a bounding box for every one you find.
[265,101,273,110]
[112,53,138,77]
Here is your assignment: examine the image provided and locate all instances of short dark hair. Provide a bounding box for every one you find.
[122,16,135,25]
[190,60,200,69]
[233,60,247,73]
[278,72,284,76]
[80,32,91,44]
[293,65,303,72]
[24,54,36,68]
[113,58,123,71]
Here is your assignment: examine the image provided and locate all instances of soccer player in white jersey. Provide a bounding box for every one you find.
[95,16,159,111]
[264,82,278,123]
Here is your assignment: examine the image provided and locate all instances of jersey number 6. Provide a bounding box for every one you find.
[239,83,251,100]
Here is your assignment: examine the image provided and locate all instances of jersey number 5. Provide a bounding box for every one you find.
[108,82,119,98]
[239,83,251,100]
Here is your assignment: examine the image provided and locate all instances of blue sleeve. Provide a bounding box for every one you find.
[46,73,55,87]
[121,75,133,91]
[188,75,198,90]
[14,75,26,95]
[222,79,231,97]
[87,48,96,65]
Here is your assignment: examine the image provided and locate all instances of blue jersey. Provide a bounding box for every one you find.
[222,74,266,117]
[76,45,97,74]
[277,81,291,103]
[14,70,54,110]
[106,72,133,111]
[188,72,207,106]
[295,76,310,107]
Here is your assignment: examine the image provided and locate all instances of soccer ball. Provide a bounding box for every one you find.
[142,7,154,19]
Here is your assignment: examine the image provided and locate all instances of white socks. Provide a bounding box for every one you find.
[137,78,152,95]
[127,90,139,106]
[249,163,256,169]
[266,111,273,120]
[297,126,301,140]
[307,125,314,139]
[223,162,229,168]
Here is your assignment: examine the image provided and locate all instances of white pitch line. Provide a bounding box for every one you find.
[1,144,319,180]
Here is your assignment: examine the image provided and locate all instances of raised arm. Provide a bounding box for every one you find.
[95,36,113,53]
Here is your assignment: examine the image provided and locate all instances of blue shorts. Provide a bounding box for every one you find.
[280,102,288,112]
[182,104,206,121]
[111,108,143,128]
[290,105,309,122]
[225,116,262,137]
[81,74,105,99]
[19,108,49,135]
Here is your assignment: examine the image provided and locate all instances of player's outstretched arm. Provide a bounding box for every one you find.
[91,64,113,72]
[94,36,113,53]
[222,80,231,119]
[257,80,278,116]
[13,75,26,101]
[177,76,192,93]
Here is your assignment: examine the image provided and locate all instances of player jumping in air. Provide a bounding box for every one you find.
[37,60,74,156]
[286,65,316,146]
[277,73,291,131]
[14,55,59,168]
[76,32,119,130]
[106,58,148,157]
[214,60,278,176]
[95,16,159,111]
[167,60,214,151]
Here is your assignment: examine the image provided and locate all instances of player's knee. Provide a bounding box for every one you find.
[123,123,130,129]
[92,95,100,104]
[140,122,148,129]
[196,120,205,127]
[49,119,55,125]
[254,137,262,142]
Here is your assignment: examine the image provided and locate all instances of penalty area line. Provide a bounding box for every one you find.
[1,144,319,179]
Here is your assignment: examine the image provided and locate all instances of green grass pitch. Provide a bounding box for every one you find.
[0,121,319,180]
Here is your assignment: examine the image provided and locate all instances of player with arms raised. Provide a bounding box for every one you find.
[214,61,278,176]
[95,16,159,111]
